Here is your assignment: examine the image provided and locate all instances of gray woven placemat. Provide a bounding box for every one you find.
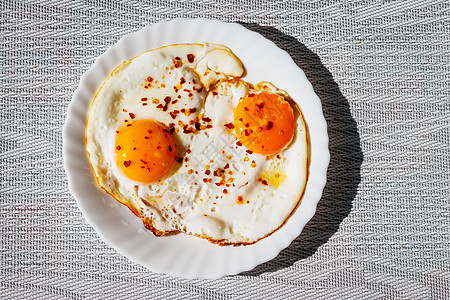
[1,0,449,299]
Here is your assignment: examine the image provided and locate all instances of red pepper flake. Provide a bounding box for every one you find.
[196,87,203,93]
[203,178,208,183]
[156,104,163,109]
[160,83,166,88]
[246,150,253,154]
[173,57,181,68]
[116,145,121,150]
[248,93,255,97]
[157,146,161,149]
[169,110,179,119]
[206,124,213,129]
[147,76,153,82]
[224,163,230,169]
[256,102,265,109]
[129,113,135,119]
[168,145,173,152]
[194,122,200,130]
[237,196,244,204]
[122,108,127,112]
[192,79,196,84]
[187,54,195,63]
[188,93,193,97]
[142,103,148,106]
[261,180,268,186]
[123,160,131,167]
[224,122,235,129]
[189,108,197,114]
[266,121,274,130]
[144,136,149,139]
[203,117,211,122]
[223,189,228,194]
[141,97,147,101]
[180,77,186,84]
[244,107,249,111]
[116,131,119,134]
[127,124,132,127]
[171,99,178,104]
[236,141,242,146]
[176,157,183,163]
[205,170,211,175]
[212,91,218,95]
[244,129,253,136]
[186,149,191,154]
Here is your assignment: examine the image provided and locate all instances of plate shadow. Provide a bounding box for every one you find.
[238,23,363,276]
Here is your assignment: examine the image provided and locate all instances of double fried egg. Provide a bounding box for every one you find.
[86,43,308,245]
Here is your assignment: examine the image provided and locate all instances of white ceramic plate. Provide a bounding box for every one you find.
[63,18,329,279]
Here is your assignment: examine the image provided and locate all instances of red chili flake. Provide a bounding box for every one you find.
[212,91,218,95]
[196,87,203,93]
[183,89,190,93]
[169,127,175,134]
[127,124,132,127]
[261,180,268,186]
[180,108,186,113]
[205,170,211,175]
[173,86,179,93]
[266,121,274,130]
[239,118,243,122]
[124,119,128,122]
[168,145,173,152]
[245,123,250,128]
[147,76,153,82]
[173,58,181,68]
[140,159,148,165]
[203,178,208,183]
[144,136,149,139]
[224,163,230,169]
[244,107,249,111]
[180,77,186,84]
[157,146,161,149]
[164,96,171,103]
[122,108,127,112]
[172,100,178,104]
[194,122,200,130]
[116,131,119,134]
[186,149,191,154]
[203,117,211,122]
[187,54,195,63]
[123,160,131,167]
[244,129,253,136]
[169,111,178,119]
[188,93,193,97]
[236,141,242,146]
[116,145,121,150]
[141,97,147,101]
[192,79,196,84]
[224,122,235,129]
[162,129,170,134]
[133,147,136,150]
[129,113,135,119]
[177,157,183,163]
[223,189,228,194]
[256,102,265,109]
[277,154,281,159]
[142,103,148,106]
[189,108,197,114]
[156,104,163,109]
[246,150,253,154]
[206,124,213,129]
[248,93,255,97]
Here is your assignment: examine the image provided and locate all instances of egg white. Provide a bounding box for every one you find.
[86,43,308,245]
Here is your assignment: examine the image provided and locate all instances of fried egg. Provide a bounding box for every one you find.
[86,43,308,245]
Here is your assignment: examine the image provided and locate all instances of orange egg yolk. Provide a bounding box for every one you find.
[234,92,294,155]
[114,120,178,183]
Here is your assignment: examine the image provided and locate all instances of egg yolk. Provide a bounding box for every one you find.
[114,120,178,183]
[234,92,294,155]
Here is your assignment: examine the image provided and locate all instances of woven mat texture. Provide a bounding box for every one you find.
[1,0,449,299]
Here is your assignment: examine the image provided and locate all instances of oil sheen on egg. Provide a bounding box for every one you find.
[86,43,308,245]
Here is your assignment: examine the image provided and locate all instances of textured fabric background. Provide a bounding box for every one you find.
[1,0,449,299]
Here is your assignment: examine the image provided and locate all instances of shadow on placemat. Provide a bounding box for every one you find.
[239,23,363,276]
